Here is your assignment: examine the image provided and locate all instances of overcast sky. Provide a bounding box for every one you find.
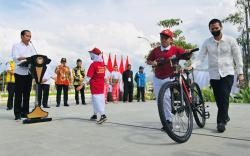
[0,0,239,74]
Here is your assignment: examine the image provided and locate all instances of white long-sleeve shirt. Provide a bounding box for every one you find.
[42,66,56,85]
[11,42,36,75]
[192,35,243,80]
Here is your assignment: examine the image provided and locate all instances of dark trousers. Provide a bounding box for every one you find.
[137,86,145,102]
[123,83,134,102]
[7,82,15,109]
[210,75,234,124]
[56,84,69,106]
[14,74,32,118]
[74,85,85,104]
[38,84,50,107]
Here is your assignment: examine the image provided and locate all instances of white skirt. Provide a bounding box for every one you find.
[92,94,105,115]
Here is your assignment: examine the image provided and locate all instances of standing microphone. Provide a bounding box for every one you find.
[30,41,38,54]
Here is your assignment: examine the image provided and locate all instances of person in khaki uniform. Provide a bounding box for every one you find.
[72,59,86,105]
[5,59,15,110]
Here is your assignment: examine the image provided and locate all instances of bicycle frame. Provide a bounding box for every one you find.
[175,70,192,105]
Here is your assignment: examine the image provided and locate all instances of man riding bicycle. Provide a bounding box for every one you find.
[146,29,192,129]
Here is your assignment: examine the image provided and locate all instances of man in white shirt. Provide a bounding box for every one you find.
[190,19,244,132]
[11,30,36,120]
[38,66,56,108]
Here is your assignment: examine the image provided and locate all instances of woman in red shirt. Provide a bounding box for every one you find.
[77,48,107,124]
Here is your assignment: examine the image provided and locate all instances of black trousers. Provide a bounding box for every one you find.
[137,86,145,102]
[56,84,69,106]
[14,74,32,118]
[210,75,234,124]
[38,84,50,107]
[123,83,134,102]
[74,85,85,104]
[7,82,15,109]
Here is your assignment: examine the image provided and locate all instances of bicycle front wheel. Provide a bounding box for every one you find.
[158,81,193,143]
[191,82,206,128]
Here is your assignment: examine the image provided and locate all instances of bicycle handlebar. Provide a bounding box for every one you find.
[156,48,199,66]
[170,48,199,62]
[189,48,199,53]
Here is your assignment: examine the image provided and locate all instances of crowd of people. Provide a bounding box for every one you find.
[3,18,244,132]
[5,32,146,123]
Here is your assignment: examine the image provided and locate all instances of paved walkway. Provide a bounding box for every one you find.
[0,98,249,156]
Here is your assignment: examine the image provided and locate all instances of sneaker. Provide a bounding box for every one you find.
[217,123,226,133]
[160,127,165,131]
[166,120,173,131]
[97,115,107,124]
[90,115,97,121]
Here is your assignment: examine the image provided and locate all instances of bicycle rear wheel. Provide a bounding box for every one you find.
[158,81,193,143]
[191,82,206,128]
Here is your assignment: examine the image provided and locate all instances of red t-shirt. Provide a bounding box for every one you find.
[147,46,186,79]
[87,61,105,94]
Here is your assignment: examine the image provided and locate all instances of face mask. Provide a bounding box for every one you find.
[211,30,221,37]
[89,53,95,60]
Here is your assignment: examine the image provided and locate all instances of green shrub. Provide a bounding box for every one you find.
[202,87,215,102]
[231,87,250,103]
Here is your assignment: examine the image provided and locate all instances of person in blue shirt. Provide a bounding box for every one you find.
[134,66,146,102]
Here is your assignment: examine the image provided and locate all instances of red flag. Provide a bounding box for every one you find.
[124,56,129,70]
[113,54,118,66]
[107,53,113,72]
[119,56,124,74]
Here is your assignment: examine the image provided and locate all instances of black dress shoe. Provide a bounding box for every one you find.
[15,116,21,120]
[43,106,50,108]
[21,114,27,118]
[82,102,86,105]
[6,108,12,110]
[217,123,226,133]
[225,117,230,124]
[56,104,60,107]
[64,104,70,107]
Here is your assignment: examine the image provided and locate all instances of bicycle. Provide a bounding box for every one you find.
[157,48,210,143]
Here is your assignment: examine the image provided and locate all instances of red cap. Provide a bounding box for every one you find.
[88,48,102,55]
[160,29,174,38]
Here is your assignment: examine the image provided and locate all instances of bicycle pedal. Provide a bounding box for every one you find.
[205,111,210,119]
